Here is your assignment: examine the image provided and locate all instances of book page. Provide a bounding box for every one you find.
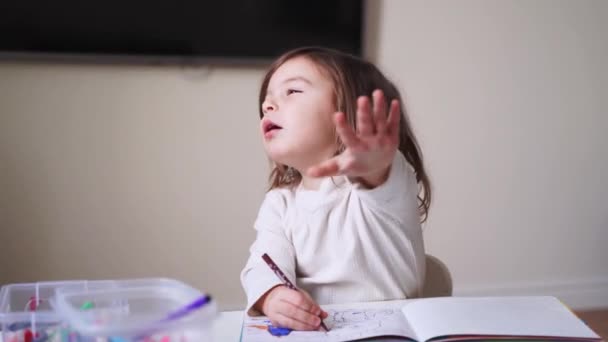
[401,296,601,342]
[242,300,418,342]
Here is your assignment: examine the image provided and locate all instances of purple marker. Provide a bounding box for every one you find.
[163,295,212,322]
[132,294,213,341]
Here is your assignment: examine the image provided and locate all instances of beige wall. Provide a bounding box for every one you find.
[0,64,269,309]
[1,0,607,310]
[375,0,608,307]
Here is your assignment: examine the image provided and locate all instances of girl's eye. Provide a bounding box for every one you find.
[286,89,302,95]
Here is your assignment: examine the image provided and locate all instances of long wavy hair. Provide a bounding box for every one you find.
[258,47,432,222]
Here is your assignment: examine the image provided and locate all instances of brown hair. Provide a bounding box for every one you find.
[258,46,432,222]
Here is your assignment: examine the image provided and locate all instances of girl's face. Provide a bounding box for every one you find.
[261,56,338,172]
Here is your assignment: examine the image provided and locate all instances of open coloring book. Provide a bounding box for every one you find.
[240,296,601,342]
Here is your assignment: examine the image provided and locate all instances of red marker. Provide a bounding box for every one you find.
[23,329,33,342]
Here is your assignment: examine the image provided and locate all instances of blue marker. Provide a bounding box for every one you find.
[8,321,56,332]
[268,325,292,337]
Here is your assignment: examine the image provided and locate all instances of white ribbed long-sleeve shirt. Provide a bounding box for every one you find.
[240,151,425,315]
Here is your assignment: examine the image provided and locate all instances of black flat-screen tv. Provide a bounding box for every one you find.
[0,0,363,65]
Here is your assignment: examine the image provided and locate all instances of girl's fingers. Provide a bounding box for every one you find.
[300,290,324,317]
[278,299,322,329]
[372,89,388,134]
[356,96,374,136]
[386,99,401,137]
[283,290,318,316]
[334,112,361,149]
[306,157,341,178]
[273,311,319,331]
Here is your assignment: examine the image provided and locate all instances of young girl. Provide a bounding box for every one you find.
[240,46,432,331]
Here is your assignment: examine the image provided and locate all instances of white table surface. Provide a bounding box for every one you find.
[211,310,245,341]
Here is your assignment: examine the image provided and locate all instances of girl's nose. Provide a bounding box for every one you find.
[262,99,277,115]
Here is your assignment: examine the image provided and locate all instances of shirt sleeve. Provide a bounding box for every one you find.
[240,190,297,316]
[353,150,427,295]
[352,150,421,223]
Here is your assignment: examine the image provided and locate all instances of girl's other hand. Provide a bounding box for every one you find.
[254,285,329,331]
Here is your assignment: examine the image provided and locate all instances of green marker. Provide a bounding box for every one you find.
[80,301,94,310]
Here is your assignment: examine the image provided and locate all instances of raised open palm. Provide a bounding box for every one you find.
[307,89,400,179]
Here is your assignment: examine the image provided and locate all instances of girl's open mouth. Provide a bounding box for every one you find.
[263,120,283,137]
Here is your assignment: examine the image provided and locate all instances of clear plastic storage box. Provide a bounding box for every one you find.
[0,278,217,342]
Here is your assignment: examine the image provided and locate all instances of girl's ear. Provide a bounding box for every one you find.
[332,124,343,156]
[334,142,346,156]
